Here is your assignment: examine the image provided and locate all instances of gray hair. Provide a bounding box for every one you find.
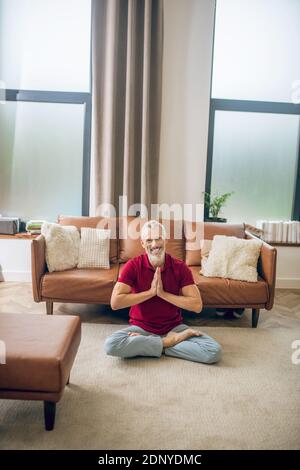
[141,220,167,240]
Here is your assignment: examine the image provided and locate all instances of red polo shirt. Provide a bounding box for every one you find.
[117,253,195,335]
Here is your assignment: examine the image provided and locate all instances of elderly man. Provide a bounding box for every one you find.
[104,220,222,364]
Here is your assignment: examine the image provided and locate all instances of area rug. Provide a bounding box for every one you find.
[0,323,299,450]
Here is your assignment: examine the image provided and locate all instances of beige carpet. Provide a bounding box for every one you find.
[1,323,300,450]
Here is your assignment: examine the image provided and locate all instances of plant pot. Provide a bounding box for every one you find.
[204,217,227,223]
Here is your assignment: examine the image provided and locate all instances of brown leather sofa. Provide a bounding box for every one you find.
[31,216,277,328]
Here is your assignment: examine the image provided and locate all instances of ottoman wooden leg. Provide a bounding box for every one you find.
[44,401,56,431]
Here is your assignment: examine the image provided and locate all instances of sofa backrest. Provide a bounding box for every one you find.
[57,216,245,267]
[58,215,119,264]
[184,221,245,266]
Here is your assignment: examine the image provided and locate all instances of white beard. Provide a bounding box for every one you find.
[148,249,165,267]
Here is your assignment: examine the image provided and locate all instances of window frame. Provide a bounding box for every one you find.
[0,0,92,218]
[3,89,92,216]
[205,99,300,221]
[205,2,300,222]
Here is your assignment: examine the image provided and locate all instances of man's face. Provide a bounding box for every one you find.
[141,227,167,265]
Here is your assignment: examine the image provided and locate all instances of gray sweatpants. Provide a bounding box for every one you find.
[104,323,222,364]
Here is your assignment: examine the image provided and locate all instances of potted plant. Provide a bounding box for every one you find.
[203,191,234,223]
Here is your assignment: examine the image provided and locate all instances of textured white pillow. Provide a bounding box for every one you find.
[201,239,212,259]
[201,235,262,282]
[41,222,80,272]
[78,228,110,269]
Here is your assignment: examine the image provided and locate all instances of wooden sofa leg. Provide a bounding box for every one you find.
[252,308,260,328]
[44,401,56,431]
[46,300,53,315]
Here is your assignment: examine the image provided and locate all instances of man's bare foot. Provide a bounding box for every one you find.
[127,332,142,337]
[163,328,203,348]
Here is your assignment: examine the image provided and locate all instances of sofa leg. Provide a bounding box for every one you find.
[46,300,53,315]
[252,308,260,328]
[44,401,56,431]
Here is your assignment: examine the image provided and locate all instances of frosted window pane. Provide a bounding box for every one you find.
[211,111,299,224]
[212,0,300,102]
[0,0,91,92]
[0,101,84,221]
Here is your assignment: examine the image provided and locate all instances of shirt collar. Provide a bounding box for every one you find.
[142,252,171,272]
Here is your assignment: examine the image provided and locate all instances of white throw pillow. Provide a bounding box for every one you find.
[201,235,262,282]
[78,227,110,269]
[41,222,80,272]
[201,239,212,260]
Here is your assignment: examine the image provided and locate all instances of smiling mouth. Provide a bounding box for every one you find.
[150,247,162,255]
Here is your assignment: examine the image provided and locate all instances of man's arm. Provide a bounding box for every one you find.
[110,269,158,310]
[157,269,202,313]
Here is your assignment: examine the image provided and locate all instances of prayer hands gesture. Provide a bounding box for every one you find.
[150,267,164,298]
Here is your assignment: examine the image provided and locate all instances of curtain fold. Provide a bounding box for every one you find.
[91,0,163,216]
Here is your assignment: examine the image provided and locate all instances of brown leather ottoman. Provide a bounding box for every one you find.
[0,313,81,430]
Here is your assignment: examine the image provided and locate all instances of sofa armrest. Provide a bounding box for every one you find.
[31,235,47,302]
[245,231,277,310]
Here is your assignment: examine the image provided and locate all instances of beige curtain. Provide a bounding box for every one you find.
[91,0,163,216]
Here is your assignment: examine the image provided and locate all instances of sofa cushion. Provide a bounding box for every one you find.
[58,215,118,264]
[41,222,80,272]
[118,216,144,261]
[119,217,185,262]
[78,228,110,269]
[189,267,268,305]
[201,235,262,282]
[0,314,81,393]
[41,265,119,303]
[184,221,245,266]
[184,220,204,266]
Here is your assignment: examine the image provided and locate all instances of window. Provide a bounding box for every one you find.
[206,0,300,224]
[0,0,92,222]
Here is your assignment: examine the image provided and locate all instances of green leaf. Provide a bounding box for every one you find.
[202,191,234,218]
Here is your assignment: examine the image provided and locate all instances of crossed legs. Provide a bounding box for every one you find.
[104,324,222,364]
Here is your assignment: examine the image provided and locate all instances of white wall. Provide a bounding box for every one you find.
[0,239,31,282]
[158,0,215,208]
[276,246,300,289]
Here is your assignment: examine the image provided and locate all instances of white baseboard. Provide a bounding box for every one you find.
[0,271,32,282]
[276,278,300,289]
